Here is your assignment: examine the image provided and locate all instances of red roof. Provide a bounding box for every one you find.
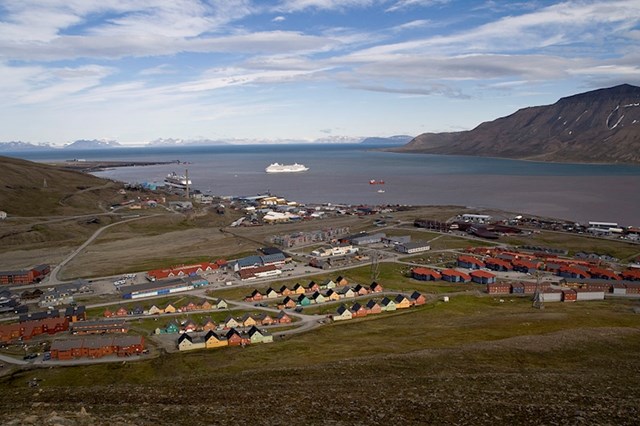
[588,267,620,280]
[457,255,485,266]
[440,269,471,280]
[560,266,591,278]
[412,267,442,279]
[512,259,539,269]
[470,270,496,279]
[621,269,640,280]
[485,257,513,269]
[148,262,218,279]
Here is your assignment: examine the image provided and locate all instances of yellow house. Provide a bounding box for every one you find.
[241,314,257,327]
[325,289,341,301]
[204,331,229,349]
[394,294,411,309]
[148,305,163,315]
[164,304,177,314]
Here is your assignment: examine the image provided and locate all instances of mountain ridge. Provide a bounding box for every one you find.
[395,84,640,164]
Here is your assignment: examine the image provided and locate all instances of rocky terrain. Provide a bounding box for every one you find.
[396,84,640,164]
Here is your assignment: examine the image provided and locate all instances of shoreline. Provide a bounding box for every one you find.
[47,160,181,173]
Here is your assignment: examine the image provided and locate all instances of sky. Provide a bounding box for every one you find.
[1,0,640,145]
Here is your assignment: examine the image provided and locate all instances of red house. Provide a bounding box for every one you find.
[410,291,426,305]
[562,289,577,302]
[486,282,511,294]
[441,269,471,283]
[369,282,384,293]
[411,267,441,281]
[457,255,485,270]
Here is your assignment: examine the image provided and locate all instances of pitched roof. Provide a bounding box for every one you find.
[470,270,496,279]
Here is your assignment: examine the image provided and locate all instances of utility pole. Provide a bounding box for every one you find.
[371,251,380,282]
[185,169,190,199]
[532,270,544,309]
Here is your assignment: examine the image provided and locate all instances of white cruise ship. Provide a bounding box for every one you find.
[164,172,192,189]
[265,163,309,173]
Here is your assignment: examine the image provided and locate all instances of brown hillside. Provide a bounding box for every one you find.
[0,155,121,216]
[397,84,640,164]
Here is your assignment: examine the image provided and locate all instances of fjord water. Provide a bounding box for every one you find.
[15,144,640,224]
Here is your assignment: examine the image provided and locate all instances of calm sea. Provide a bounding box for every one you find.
[11,144,640,225]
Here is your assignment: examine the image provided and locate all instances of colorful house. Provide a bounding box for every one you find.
[292,283,306,294]
[335,276,349,286]
[410,291,426,305]
[223,316,240,329]
[365,300,382,314]
[204,331,228,349]
[310,291,326,304]
[307,281,320,292]
[201,318,217,332]
[353,284,369,296]
[164,304,177,314]
[351,302,368,318]
[241,314,257,328]
[265,287,279,298]
[281,296,297,309]
[297,294,312,306]
[332,304,353,321]
[321,279,336,289]
[394,294,411,309]
[248,326,273,344]
[182,319,198,333]
[280,285,293,296]
[276,311,292,324]
[216,299,228,310]
[369,282,384,293]
[325,289,341,301]
[199,300,213,310]
[380,297,397,311]
[148,305,163,315]
[338,287,356,298]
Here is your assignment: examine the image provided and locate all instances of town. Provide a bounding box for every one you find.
[1,192,639,367]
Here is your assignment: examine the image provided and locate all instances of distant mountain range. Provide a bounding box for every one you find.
[0,135,414,151]
[395,84,640,164]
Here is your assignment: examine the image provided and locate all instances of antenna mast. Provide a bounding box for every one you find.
[185,169,190,199]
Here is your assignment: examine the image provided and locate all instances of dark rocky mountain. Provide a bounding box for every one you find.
[396,84,640,164]
[64,139,121,149]
[360,135,413,145]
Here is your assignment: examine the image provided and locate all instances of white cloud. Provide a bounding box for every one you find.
[272,15,286,22]
[386,0,450,13]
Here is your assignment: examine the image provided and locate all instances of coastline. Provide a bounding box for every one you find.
[47,160,180,173]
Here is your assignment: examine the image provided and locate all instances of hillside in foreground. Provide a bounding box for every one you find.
[396,84,640,164]
[0,156,122,217]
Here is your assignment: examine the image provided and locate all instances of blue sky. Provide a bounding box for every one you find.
[1,0,639,145]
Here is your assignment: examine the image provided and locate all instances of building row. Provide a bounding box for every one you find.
[277,283,384,309]
[270,227,351,248]
[0,264,50,286]
[104,298,228,317]
[411,267,497,284]
[243,277,352,302]
[177,326,273,351]
[156,311,292,334]
[120,276,209,299]
[147,260,226,281]
[49,335,145,360]
[331,292,426,321]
